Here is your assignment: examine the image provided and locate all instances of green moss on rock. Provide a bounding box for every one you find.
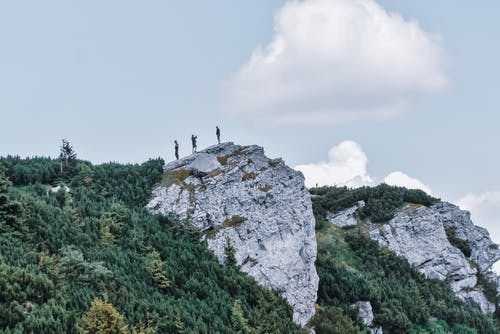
[161,169,192,188]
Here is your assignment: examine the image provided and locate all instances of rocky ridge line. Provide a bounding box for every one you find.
[328,201,500,314]
[147,142,319,326]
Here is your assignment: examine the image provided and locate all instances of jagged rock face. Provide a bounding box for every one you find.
[352,301,383,334]
[434,202,500,272]
[369,204,477,285]
[327,201,364,227]
[368,203,499,314]
[356,301,374,327]
[147,142,319,326]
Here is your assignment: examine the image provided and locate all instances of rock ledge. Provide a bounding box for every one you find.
[147,142,319,326]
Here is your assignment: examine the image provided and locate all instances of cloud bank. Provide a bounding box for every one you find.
[295,140,431,194]
[294,141,373,188]
[384,171,432,195]
[221,0,449,126]
[295,140,500,270]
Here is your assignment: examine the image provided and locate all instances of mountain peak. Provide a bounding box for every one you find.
[147,142,319,326]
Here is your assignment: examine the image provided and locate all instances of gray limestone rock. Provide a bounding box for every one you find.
[147,142,319,326]
[369,203,499,314]
[459,288,496,314]
[327,201,364,227]
[352,301,383,334]
[354,301,374,326]
[49,185,70,194]
[433,202,500,272]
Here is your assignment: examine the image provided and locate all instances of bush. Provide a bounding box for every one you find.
[311,184,439,223]
[445,227,472,257]
[81,297,128,334]
[311,306,364,334]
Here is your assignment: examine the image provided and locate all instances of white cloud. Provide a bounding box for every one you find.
[384,171,432,195]
[295,140,431,195]
[456,192,500,246]
[221,0,449,126]
[295,140,373,188]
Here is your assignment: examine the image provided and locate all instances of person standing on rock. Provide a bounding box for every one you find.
[216,126,221,144]
[174,140,179,160]
[191,134,197,153]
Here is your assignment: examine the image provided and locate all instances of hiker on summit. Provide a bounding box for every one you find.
[216,126,221,144]
[174,140,179,160]
[191,135,197,153]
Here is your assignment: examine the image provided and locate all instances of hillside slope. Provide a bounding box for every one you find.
[311,185,500,333]
[147,142,318,326]
[2,148,500,334]
[0,156,300,333]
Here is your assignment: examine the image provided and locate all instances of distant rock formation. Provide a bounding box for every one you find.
[327,200,364,227]
[147,142,319,326]
[330,201,500,314]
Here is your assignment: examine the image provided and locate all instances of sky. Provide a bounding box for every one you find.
[1,1,500,248]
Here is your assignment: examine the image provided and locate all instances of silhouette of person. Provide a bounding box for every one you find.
[191,135,197,153]
[216,126,221,144]
[174,140,179,160]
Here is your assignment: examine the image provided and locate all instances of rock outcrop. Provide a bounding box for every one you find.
[327,201,364,227]
[352,301,383,334]
[369,203,500,314]
[329,201,500,314]
[434,202,500,273]
[147,142,319,326]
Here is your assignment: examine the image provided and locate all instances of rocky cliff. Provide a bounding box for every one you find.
[146,142,319,326]
[329,201,500,314]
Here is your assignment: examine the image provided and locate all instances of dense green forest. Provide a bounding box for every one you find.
[310,186,499,334]
[0,153,300,334]
[2,148,500,334]
[310,184,439,225]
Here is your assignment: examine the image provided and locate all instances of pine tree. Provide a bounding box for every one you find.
[148,249,171,291]
[78,163,94,186]
[101,224,116,246]
[60,139,77,166]
[231,299,252,334]
[81,297,128,334]
[0,166,22,230]
[59,139,77,177]
[174,314,186,334]
[224,237,238,268]
[131,318,156,334]
[100,203,127,246]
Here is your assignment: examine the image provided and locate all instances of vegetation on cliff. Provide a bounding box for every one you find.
[311,186,499,334]
[311,184,439,225]
[1,149,499,334]
[0,155,300,333]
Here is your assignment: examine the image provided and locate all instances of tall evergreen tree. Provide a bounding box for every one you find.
[224,237,238,268]
[81,297,128,334]
[231,299,252,334]
[0,166,21,230]
[148,249,171,291]
[59,139,77,177]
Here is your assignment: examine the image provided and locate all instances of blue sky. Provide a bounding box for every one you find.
[1,1,499,242]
